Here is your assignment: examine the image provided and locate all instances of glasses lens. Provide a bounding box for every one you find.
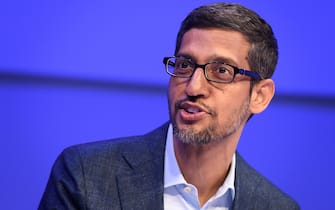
[167,57,194,77]
[206,63,234,83]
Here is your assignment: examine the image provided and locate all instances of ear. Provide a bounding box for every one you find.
[249,79,275,114]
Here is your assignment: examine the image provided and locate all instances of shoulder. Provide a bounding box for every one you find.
[40,123,169,209]
[234,153,300,210]
[59,122,169,167]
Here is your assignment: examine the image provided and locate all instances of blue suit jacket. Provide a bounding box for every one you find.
[39,123,299,210]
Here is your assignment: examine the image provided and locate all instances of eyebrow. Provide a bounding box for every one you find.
[176,53,240,67]
[208,55,239,66]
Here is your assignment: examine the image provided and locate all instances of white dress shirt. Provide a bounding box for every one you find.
[164,124,236,210]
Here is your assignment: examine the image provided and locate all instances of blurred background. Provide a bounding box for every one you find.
[1,0,334,209]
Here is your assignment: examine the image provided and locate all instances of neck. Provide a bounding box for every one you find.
[173,133,239,206]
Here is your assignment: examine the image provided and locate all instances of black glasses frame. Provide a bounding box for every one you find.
[163,56,261,83]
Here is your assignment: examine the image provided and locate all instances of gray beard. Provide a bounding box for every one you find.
[172,123,218,145]
[170,97,250,145]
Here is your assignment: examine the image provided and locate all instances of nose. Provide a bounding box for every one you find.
[185,67,209,98]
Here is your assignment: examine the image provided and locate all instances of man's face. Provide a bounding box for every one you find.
[168,28,253,145]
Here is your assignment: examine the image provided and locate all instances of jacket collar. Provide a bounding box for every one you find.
[233,153,262,210]
[116,123,169,210]
[114,123,258,210]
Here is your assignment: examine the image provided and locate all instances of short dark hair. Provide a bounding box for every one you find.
[175,3,278,79]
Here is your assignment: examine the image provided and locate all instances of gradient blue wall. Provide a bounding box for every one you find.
[1,1,334,209]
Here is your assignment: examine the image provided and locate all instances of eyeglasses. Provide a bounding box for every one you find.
[163,56,261,83]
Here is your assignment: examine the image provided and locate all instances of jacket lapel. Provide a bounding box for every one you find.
[116,123,169,210]
[116,167,164,210]
[233,153,260,210]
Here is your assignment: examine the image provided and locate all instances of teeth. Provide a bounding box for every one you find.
[186,107,200,113]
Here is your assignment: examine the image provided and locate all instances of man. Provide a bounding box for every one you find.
[39,2,299,210]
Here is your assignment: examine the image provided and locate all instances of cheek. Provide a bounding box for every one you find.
[168,79,182,101]
[168,81,178,109]
[168,80,174,98]
[168,80,187,116]
[214,87,249,115]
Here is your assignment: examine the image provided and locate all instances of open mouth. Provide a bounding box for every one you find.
[184,106,201,114]
[177,101,210,122]
[180,101,207,114]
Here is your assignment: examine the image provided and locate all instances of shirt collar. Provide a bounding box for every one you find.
[164,124,186,188]
[164,123,236,199]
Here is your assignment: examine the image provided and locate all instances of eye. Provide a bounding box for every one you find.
[176,60,192,69]
[206,63,234,82]
[218,67,230,74]
[174,59,194,76]
[210,63,233,75]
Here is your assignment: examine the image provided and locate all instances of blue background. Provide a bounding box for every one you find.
[1,0,334,209]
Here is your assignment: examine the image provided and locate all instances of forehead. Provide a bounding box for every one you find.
[177,28,251,67]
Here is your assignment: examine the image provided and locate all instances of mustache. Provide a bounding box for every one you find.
[175,98,216,115]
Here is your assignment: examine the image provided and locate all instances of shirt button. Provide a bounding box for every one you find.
[184,186,192,193]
